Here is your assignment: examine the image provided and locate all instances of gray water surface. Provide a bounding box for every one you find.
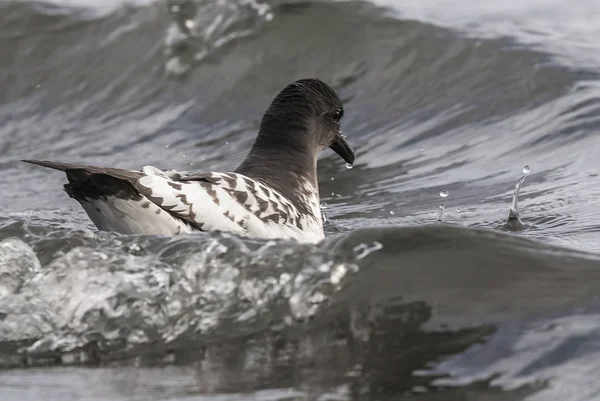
[2,0,600,400]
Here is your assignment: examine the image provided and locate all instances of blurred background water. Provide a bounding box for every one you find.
[2,0,600,400]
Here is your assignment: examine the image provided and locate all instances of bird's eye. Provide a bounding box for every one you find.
[332,109,343,123]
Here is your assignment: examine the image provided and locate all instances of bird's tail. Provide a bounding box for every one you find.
[21,159,83,172]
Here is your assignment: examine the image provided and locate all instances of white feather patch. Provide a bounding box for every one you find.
[134,167,325,243]
[79,196,193,236]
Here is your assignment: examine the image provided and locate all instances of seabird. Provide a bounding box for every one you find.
[22,78,354,243]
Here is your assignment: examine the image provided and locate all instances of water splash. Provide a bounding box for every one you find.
[506,165,532,231]
[0,238,41,297]
[0,234,359,364]
[352,241,383,260]
[436,204,445,221]
[164,0,273,77]
[437,190,449,221]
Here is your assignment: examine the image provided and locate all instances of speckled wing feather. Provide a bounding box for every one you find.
[135,166,322,242]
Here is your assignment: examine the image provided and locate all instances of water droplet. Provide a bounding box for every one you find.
[330,177,335,181]
[389,210,395,215]
[331,192,335,196]
[225,141,229,145]
[184,19,195,29]
[346,163,353,169]
[522,165,531,175]
[440,190,449,198]
[170,5,180,12]
[182,154,186,159]
[35,84,41,88]
[420,148,424,152]
[456,208,461,212]
[165,145,170,149]
[320,202,328,209]
[322,212,329,223]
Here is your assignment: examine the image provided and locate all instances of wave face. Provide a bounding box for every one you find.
[2,1,600,400]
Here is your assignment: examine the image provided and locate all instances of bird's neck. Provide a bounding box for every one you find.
[235,133,320,217]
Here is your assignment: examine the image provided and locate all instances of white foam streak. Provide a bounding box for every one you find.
[31,0,156,14]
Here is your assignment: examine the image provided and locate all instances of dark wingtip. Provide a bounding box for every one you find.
[21,159,48,166]
[21,159,71,172]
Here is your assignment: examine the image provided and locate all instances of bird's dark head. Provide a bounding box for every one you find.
[257,78,355,166]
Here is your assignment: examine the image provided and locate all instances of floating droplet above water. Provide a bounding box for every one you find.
[346,163,353,169]
[420,148,424,152]
[320,202,328,209]
[331,192,335,196]
[440,190,449,198]
[330,177,335,181]
[523,165,531,175]
[184,20,195,29]
[389,210,395,215]
[456,208,461,212]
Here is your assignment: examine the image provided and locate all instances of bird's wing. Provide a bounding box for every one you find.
[135,166,306,238]
[22,160,314,240]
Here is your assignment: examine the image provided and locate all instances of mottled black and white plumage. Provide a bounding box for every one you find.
[22,78,355,243]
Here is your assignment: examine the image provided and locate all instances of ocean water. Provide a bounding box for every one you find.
[2,0,600,400]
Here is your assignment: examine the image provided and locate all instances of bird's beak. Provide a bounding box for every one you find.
[329,132,355,165]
